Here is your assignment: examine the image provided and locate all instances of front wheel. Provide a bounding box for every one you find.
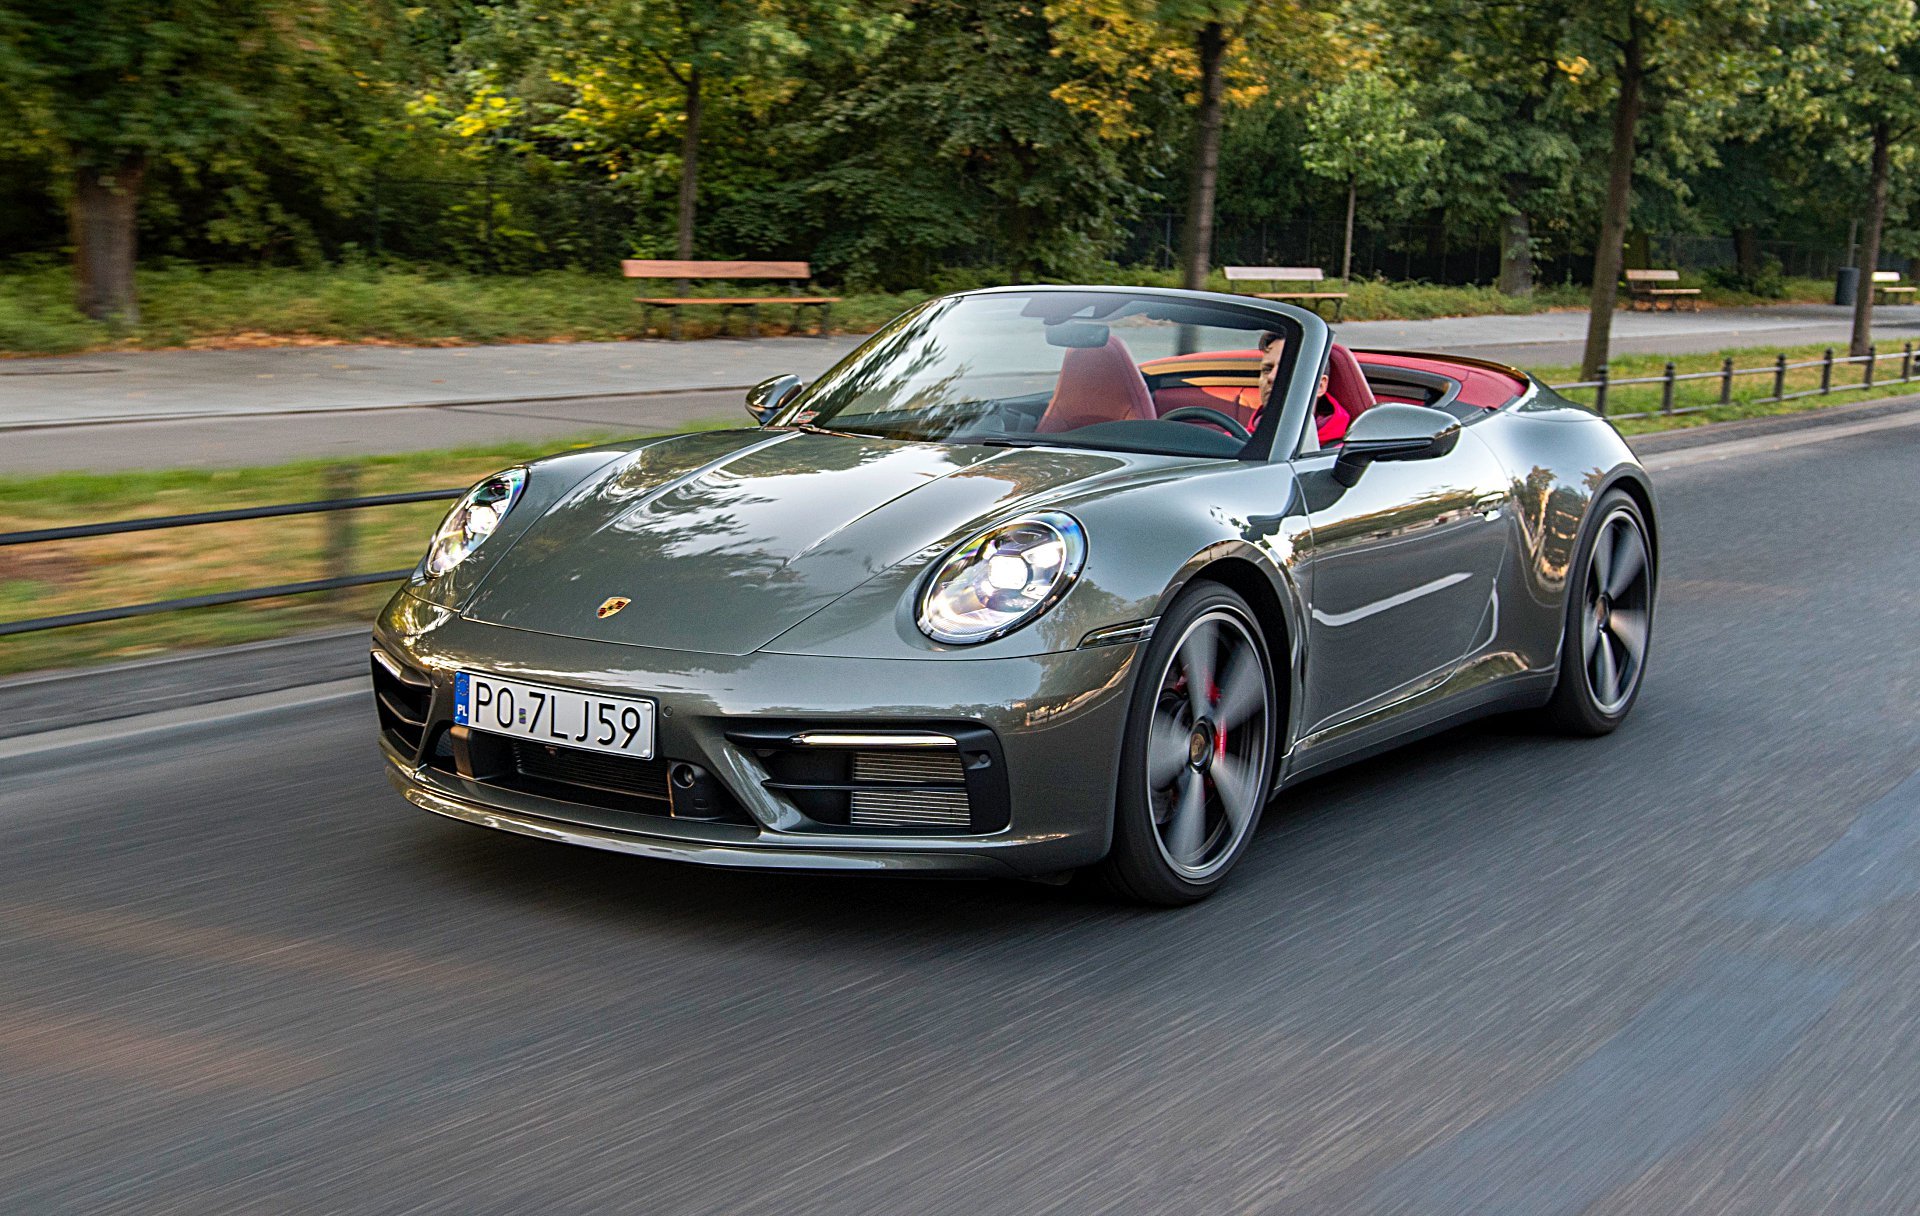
[1545,490,1655,735]
[1097,583,1278,905]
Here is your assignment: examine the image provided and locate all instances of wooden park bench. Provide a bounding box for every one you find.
[1623,268,1701,311]
[623,260,840,339]
[1871,270,1917,304]
[1224,266,1349,320]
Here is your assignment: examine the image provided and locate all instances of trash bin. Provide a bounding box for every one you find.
[1835,266,1860,307]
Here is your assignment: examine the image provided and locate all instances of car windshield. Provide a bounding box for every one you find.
[783,290,1304,459]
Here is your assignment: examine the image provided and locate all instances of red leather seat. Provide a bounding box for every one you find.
[1325,344,1375,418]
[1037,335,1157,434]
[1318,344,1376,443]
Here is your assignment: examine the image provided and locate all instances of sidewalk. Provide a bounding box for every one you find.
[4,302,1917,472]
[0,335,868,429]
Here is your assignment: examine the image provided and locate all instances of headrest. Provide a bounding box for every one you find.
[1037,335,1156,434]
[1325,344,1376,417]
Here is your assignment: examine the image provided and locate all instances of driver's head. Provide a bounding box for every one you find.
[1257,331,1285,405]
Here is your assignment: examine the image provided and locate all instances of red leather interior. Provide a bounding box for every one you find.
[1037,335,1157,433]
[1350,351,1526,409]
[1325,345,1376,420]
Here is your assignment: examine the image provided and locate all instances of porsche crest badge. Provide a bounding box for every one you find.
[596,596,631,619]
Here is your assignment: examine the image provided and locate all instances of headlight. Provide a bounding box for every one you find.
[425,467,527,576]
[917,512,1086,644]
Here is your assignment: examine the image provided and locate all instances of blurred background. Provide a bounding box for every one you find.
[3,2,1920,1212]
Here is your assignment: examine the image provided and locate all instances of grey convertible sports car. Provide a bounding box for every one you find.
[373,286,1656,903]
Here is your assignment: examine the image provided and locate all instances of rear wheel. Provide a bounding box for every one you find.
[1545,490,1655,735]
[1097,583,1278,905]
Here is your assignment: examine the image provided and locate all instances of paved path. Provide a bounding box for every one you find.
[7,303,1920,471]
[1,409,1916,1213]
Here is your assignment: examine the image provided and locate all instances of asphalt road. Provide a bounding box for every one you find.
[3,420,1919,1213]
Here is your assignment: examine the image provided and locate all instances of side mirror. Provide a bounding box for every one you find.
[1332,404,1461,487]
[746,374,804,425]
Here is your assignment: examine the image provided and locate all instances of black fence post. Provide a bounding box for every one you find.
[1720,355,1734,406]
[1865,345,1876,388]
[1594,366,1610,416]
[1661,361,1677,414]
[1821,347,1834,395]
[322,465,359,605]
[1773,353,1788,401]
[1905,341,1915,381]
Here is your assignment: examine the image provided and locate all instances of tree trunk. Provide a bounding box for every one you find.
[1732,225,1759,279]
[70,158,145,325]
[675,68,702,291]
[1849,120,1891,358]
[1178,22,1228,291]
[1497,177,1532,296]
[1579,38,1644,381]
[1341,176,1358,284]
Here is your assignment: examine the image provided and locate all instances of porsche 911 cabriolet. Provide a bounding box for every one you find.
[373,286,1656,903]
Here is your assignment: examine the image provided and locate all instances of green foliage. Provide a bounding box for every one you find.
[1702,255,1787,299]
[0,0,1915,297]
[0,262,938,352]
[1301,73,1441,193]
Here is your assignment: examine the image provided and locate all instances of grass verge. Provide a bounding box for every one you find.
[0,434,638,677]
[1531,340,1920,434]
[0,262,1835,355]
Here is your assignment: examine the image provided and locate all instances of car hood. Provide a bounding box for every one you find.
[462,429,1137,655]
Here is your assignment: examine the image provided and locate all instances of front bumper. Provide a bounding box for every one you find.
[376,591,1142,877]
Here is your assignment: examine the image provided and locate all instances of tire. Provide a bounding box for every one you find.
[1545,489,1656,736]
[1096,582,1279,905]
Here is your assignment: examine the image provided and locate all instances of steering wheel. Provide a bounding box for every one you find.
[1158,406,1252,441]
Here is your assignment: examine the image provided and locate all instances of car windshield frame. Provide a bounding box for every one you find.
[771,287,1328,463]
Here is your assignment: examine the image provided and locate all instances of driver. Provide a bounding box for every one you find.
[1258,331,1348,445]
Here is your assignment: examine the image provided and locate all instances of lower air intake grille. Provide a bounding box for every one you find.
[372,650,432,756]
[510,740,672,805]
[849,788,972,829]
[848,750,971,830]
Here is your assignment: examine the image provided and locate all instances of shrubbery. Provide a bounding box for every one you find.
[1702,256,1788,300]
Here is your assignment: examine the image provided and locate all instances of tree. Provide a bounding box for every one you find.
[524,0,900,264]
[0,0,390,322]
[1048,0,1334,289]
[1300,71,1441,283]
[781,0,1154,284]
[1565,0,1774,379]
[1767,0,1920,355]
[1381,0,1591,297]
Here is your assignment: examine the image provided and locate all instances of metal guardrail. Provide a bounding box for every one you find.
[4,338,1918,638]
[1548,341,1920,419]
[0,477,462,638]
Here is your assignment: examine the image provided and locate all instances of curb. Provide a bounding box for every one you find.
[1625,390,1920,455]
[1638,398,1920,472]
[0,677,370,780]
[0,625,369,693]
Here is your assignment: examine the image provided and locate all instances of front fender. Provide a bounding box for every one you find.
[763,460,1307,661]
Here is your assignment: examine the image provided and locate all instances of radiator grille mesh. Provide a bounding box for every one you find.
[849,751,970,829]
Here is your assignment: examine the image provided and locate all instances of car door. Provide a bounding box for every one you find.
[1290,426,1513,735]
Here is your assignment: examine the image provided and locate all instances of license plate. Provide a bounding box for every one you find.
[454,672,655,759]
